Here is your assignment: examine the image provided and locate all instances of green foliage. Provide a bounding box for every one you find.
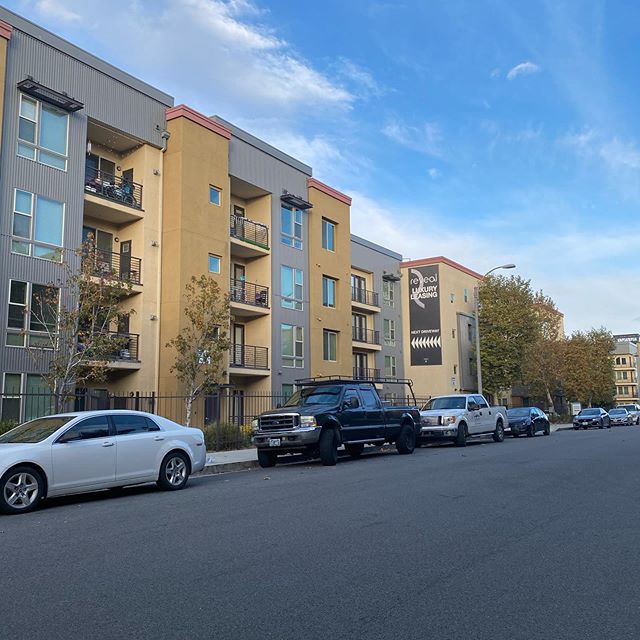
[0,420,18,436]
[202,423,253,451]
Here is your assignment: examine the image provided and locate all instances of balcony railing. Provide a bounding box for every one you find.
[230,214,269,249]
[352,287,379,307]
[230,278,269,308]
[84,167,143,210]
[83,332,140,362]
[353,367,380,381]
[352,326,381,345]
[84,250,142,285]
[230,344,269,370]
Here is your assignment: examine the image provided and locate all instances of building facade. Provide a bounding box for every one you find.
[613,341,639,405]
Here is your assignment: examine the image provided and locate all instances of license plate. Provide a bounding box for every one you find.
[268,438,281,447]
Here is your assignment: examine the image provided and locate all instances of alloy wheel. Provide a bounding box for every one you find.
[165,457,187,486]
[4,472,39,509]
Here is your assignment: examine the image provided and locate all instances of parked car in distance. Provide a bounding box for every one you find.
[608,408,632,426]
[0,410,206,515]
[419,394,508,446]
[252,377,421,467]
[507,407,551,437]
[573,408,610,430]
[618,404,640,425]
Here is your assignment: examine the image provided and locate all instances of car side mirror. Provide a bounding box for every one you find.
[350,397,360,409]
[468,403,478,411]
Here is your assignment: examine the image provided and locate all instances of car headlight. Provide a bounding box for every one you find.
[300,416,317,427]
[442,416,456,424]
[251,419,259,430]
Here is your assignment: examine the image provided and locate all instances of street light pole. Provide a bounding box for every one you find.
[474,263,516,396]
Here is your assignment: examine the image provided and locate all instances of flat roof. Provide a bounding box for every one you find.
[0,6,174,107]
[351,234,402,261]
[401,256,483,280]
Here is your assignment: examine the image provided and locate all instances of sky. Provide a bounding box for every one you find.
[5,0,640,333]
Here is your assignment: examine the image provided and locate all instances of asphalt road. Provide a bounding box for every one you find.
[2,427,640,640]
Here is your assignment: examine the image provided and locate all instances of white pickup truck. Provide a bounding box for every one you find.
[419,394,508,447]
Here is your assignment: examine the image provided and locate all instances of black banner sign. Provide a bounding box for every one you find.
[408,265,442,366]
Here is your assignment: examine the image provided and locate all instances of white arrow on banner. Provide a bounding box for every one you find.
[411,335,441,350]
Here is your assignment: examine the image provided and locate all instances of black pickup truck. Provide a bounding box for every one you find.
[251,377,421,467]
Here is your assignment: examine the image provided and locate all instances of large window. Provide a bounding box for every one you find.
[384,319,396,346]
[322,276,337,308]
[12,189,64,261]
[322,218,336,251]
[281,206,303,249]
[7,280,58,347]
[383,280,395,307]
[17,95,69,170]
[281,323,304,368]
[281,266,303,310]
[1,372,51,422]
[323,330,337,361]
[384,355,397,377]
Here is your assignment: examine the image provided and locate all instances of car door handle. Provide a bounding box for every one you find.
[154,436,165,441]
[102,441,115,447]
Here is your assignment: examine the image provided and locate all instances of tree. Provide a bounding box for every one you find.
[562,328,615,407]
[167,275,231,426]
[25,241,135,412]
[477,275,541,398]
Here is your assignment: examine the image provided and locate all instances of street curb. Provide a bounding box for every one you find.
[194,458,259,477]
[553,424,575,432]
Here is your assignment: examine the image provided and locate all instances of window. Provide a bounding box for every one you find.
[384,319,396,346]
[208,254,221,273]
[464,288,469,303]
[383,280,395,307]
[452,329,456,339]
[282,384,294,401]
[615,357,622,365]
[359,386,380,409]
[58,416,111,441]
[1,372,51,422]
[450,293,455,303]
[323,330,337,361]
[622,371,629,380]
[12,189,64,261]
[322,276,337,308]
[281,323,304,368]
[384,355,397,377]
[474,395,489,409]
[112,414,160,435]
[17,95,69,170]
[281,266,303,310]
[209,186,221,206]
[281,206,303,249]
[343,388,360,407]
[322,218,336,251]
[7,280,59,347]
[453,364,458,375]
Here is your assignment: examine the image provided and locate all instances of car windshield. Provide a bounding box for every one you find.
[423,396,466,411]
[579,409,600,416]
[609,409,626,415]
[283,386,342,407]
[0,416,75,444]
[507,408,531,417]
[621,405,636,411]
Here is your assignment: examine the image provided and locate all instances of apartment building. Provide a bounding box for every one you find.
[400,256,480,398]
[0,8,173,420]
[350,235,404,398]
[613,341,639,405]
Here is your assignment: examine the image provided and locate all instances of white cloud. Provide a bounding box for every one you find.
[334,58,386,98]
[427,168,439,179]
[35,0,82,23]
[506,61,541,80]
[382,118,442,156]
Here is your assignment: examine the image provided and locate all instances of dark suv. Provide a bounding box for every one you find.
[573,408,610,430]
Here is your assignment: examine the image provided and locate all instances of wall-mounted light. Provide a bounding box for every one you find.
[114,237,119,243]
[151,240,159,247]
[149,314,158,321]
[153,169,161,176]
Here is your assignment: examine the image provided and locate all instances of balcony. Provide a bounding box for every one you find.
[353,367,380,381]
[351,287,381,313]
[352,326,382,351]
[84,168,144,224]
[84,250,142,287]
[229,344,270,376]
[229,278,270,318]
[230,214,270,258]
[84,332,141,370]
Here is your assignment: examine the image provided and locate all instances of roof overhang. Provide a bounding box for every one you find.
[18,77,84,112]
[281,191,312,210]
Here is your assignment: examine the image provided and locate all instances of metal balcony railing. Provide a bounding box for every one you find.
[351,287,379,307]
[84,167,143,210]
[230,213,269,249]
[230,344,269,370]
[84,250,142,285]
[353,367,380,381]
[83,332,140,362]
[230,278,269,308]
[352,326,381,345]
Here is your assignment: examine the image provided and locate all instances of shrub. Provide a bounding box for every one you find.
[202,422,253,451]
[0,420,18,436]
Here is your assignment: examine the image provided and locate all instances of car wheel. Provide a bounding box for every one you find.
[257,449,278,468]
[0,466,44,515]
[528,423,535,438]
[493,420,505,443]
[598,420,604,429]
[544,422,551,436]
[157,452,190,491]
[455,422,468,447]
[513,430,520,437]
[319,428,339,466]
[345,443,365,458]
[396,423,416,455]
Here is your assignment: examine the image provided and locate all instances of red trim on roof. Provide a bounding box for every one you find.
[0,20,13,40]
[166,104,232,140]
[307,177,352,205]
[401,256,483,280]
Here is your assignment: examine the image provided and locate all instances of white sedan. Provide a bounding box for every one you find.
[0,410,206,515]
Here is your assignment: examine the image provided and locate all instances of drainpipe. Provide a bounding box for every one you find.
[161,129,170,152]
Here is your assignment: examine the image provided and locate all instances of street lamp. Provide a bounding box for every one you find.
[474,263,516,396]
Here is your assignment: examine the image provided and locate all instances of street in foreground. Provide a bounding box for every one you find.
[1,428,640,640]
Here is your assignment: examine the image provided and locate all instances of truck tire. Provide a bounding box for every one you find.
[345,443,365,458]
[455,422,467,447]
[258,449,278,468]
[396,423,416,455]
[493,420,505,442]
[319,428,338,466]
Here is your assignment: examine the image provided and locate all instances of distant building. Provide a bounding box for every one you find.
[613,341,639,405]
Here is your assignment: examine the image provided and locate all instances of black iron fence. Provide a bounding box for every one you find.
[230,213,269,249]
[352,287,379,307]
[230,278,269,307]
[84,167,143,210]
[84,249,142,285]
[352,326,380,345]
[230,344,269,369]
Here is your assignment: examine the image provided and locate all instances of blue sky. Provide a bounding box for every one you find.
[6,0,640,333]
